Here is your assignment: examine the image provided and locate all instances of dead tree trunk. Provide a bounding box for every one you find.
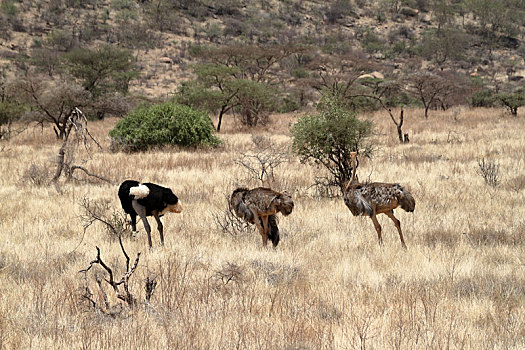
[49,107,109,185]
[388,108,409,144]
[50,121,74,183]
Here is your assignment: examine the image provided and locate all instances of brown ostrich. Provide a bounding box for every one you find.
[343,152,415,248]
[230,187,294,247]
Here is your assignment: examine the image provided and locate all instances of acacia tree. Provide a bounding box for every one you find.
[406,71,458,118]
[64,45,139,98]
[357,78,410,143]
[0,76,26,139]
[290,95,374,193]
[178,76,276,130]
[177,64,240,131]
[177,43,299,130]
[13,77,90,139]
[496,92,525,116]
[63,45,139,119]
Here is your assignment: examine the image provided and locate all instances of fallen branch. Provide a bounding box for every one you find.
[69,165,114,184]
[79,240,141,314]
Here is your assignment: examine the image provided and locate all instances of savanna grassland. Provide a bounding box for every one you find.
[1,107,525,349]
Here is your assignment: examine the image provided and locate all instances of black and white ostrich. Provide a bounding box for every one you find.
[118,180,182,248]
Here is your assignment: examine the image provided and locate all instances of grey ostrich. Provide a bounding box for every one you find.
[230,187,294,247]
[343,152,415,248]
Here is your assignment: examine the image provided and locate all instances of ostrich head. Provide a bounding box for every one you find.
[163,190,183,214]
[276,191,294,216]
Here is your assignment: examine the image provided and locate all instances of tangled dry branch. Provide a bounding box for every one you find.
[79,237,142,315]
[50,107,111,185]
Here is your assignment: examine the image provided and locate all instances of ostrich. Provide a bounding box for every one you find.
[343,152,415,248]
[118,180,182,248]
[230,187,294,247]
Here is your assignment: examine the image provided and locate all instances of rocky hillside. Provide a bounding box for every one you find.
[0,0,524,120]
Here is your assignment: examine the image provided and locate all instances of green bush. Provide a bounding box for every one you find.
[278,96,300,113]
[471,90,496,107]
[290,95,374,192]
[496,92,525,116]
[0,101,26,139]
[109,102,221,152]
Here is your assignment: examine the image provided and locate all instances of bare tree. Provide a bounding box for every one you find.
[49,107,110,184]
[79,198,157,315]
[213,192,254,240]
[354,79,410,143]
[234,135,289,186]
[406,72,456,118]
[307,52,378,104]
[14,77,90,139]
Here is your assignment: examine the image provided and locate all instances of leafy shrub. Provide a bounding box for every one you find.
[496,92,525,116]
[0,101,26,139]
[109,102,221,152]
[290,95,374,192]
[325,0,354,24]
[471,90,496,107]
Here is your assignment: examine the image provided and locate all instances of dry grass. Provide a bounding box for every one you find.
[1,108,525,349]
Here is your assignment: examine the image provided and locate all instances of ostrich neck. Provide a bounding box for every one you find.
[344,156,359,193]
[350,156,359,185]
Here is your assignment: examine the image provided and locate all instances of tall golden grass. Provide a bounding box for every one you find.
[1,107,524,349]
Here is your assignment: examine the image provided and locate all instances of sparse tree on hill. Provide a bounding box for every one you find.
[418,27,470,70]
[406,71,457,118]
[496,91,525,116]
[13,77,90,139]
[325,0,354,24]
[465,0,522,37]
[64,45,139,98]
[307,52,381,109]
[431,0,457,31]
[190,43,302,84]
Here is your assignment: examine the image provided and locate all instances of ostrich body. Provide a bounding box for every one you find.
[118,180,182,248]
[343,152,415,248]
[230,187,294,247]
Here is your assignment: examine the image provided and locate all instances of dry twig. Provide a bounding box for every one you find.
[79,238,141,314]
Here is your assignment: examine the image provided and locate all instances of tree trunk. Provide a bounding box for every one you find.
[396,109,404,143]
[50,122,74,183]
[217,108,225,132]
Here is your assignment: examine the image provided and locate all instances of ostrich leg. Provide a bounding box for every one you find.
[385,210,407,249]
[370,214,383,246]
